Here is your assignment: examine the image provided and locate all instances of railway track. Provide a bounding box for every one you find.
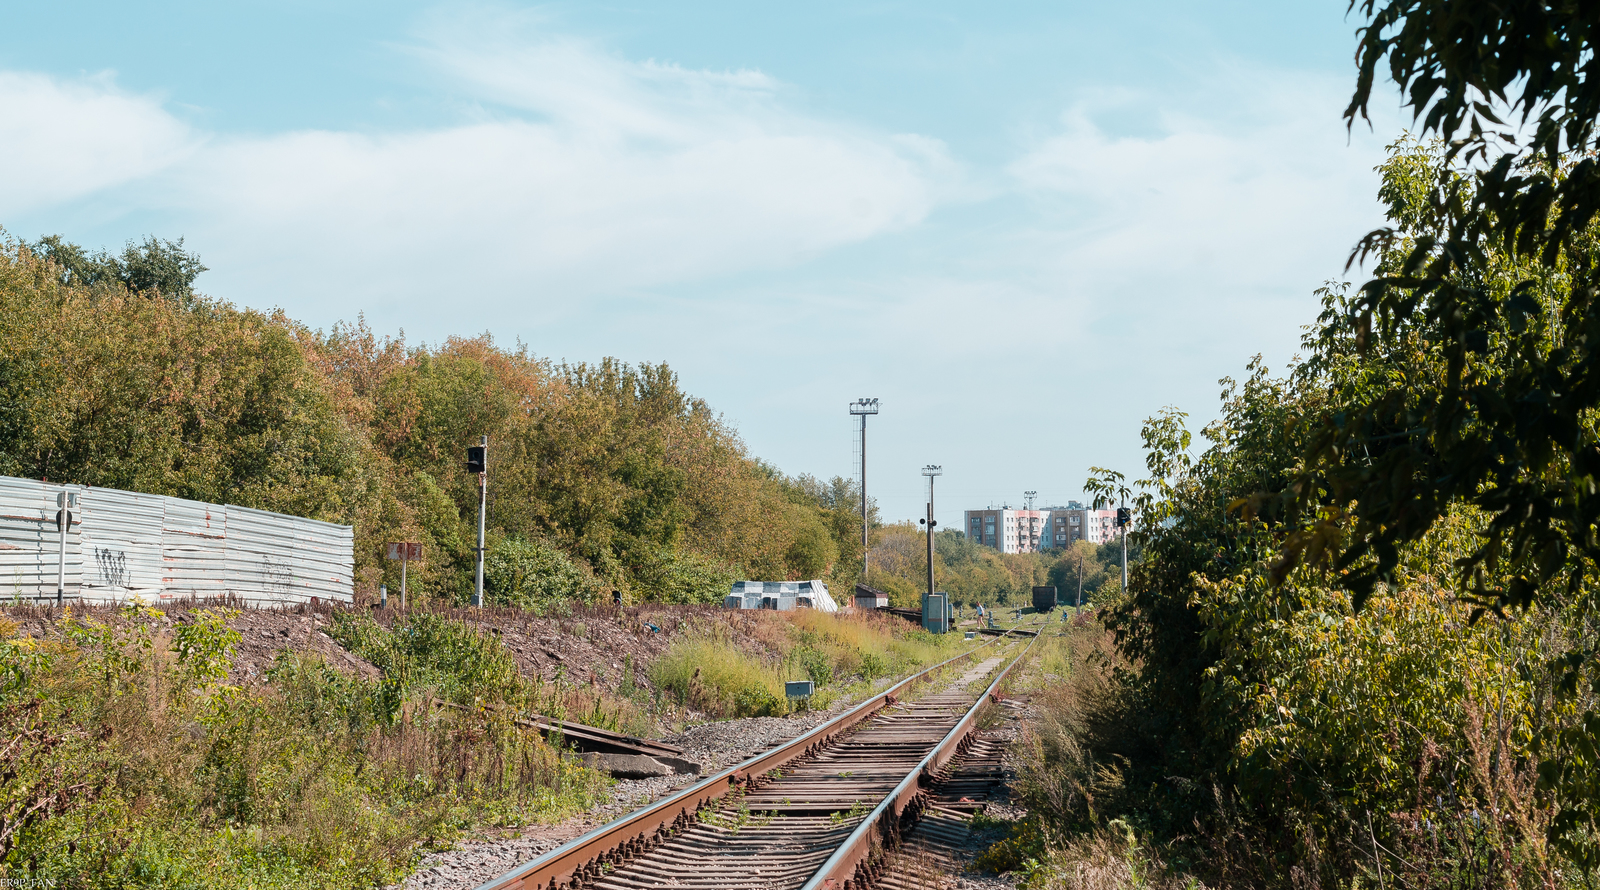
[475,626,1039,890]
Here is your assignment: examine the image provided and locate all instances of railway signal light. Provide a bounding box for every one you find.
[1116,507,1130,528]
[469,437,489,607]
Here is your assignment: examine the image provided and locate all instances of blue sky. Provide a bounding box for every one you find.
[0,2,1402,528]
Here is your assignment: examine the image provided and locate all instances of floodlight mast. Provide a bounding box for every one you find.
[1024,490,1037,511]
[849,398,879,579]
[920,465,942,602]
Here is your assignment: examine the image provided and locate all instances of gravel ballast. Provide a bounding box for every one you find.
[387,701,864,890]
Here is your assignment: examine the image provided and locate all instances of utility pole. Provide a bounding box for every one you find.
[849,399,879,579]
[919,466,942,601]
[1118,502,1130,590]
[1075,549,1084,615]
[467,436,488,607]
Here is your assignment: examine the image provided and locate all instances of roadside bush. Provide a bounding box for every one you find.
[795,646,834,686]
[733,684,785,718]
[328,611,528,708]
[651,634,788,718]
[651,609,974,719]
[1040,354,1566,884]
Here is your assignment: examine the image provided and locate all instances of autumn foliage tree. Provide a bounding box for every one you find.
[0,234,861,606]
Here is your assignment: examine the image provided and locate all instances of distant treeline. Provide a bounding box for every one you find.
[0,234,864,606]
[864,525,1130,610]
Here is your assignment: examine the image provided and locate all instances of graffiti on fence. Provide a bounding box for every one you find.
[260,554,293,593]
[95,547,129,589]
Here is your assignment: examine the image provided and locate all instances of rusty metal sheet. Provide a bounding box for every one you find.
[289,514,354,601]
[160,497,227,600]
[0,474,353,605]
[0,477,83,601]
[78,486,165,602]
[224,505,309,605]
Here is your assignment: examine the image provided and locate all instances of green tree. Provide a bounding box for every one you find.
[484,537,597,608]
[1046,540,1105,606]
[1287,2,1600,613]
[0,239,368,522]
[31,234,207,304]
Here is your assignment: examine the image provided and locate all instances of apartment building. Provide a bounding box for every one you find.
[1040,502,1117,548]
[967,500,1121,553]
[1082,507,1120,544]
[964,508,1047,554]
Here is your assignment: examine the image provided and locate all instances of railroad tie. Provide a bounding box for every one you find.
[474,634,1039,890]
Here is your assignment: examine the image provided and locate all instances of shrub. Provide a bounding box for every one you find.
[484,538,597,610]
[795,647,834,686]
[633,548,739,605]
[0,605,607,889]
[650,635,788,719]
[328,612,527,708]
[733,684,784,717]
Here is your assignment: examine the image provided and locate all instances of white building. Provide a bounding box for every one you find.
[965,500,1120,553]
[964,507,1048,554]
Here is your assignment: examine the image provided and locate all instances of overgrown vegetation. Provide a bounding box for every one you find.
[0,232,866,607]
[1002,139,1600,887]
[325,610,653,734]
[650,608,965,717]
[0,604,605,889]
[981,4,1600,887]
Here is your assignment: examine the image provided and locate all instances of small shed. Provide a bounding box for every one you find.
[853,583,889,610]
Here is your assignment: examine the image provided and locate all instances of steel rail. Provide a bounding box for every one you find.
[473,628,1020,890]
[799,624,1043,890]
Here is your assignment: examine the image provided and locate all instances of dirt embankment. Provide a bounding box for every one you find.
[1,598,795,704]
[3,598,378,684]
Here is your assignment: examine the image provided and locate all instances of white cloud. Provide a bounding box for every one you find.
[658,66,1397,516]
[189,113,942,310]
[1011,66,1388,291]
[991,65,1391,370]
[0,71,197,217]
[0,34,1399,523]
[0,20,953,321]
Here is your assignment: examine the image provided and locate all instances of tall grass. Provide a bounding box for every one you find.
[0,604,606,889]
[650,634,789,717]
[650,609,970,718]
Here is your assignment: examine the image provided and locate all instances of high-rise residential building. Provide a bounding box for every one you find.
[1082,506,1120,544]
[966,500,1120,553]
[960,509,1049,550]
[964,507,1047,554]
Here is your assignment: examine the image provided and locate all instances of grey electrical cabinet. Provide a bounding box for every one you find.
[921,592,950,633]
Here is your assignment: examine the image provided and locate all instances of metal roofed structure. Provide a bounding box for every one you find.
[723,580,838,612]
[0,475,353,605]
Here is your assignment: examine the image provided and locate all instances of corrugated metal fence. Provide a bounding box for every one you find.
[0,475,353,605]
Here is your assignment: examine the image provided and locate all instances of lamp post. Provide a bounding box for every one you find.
[1117,503,1130,590]
[1076,550,1084,615]
[1022,490,1037,553]
[849,399,879,579]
